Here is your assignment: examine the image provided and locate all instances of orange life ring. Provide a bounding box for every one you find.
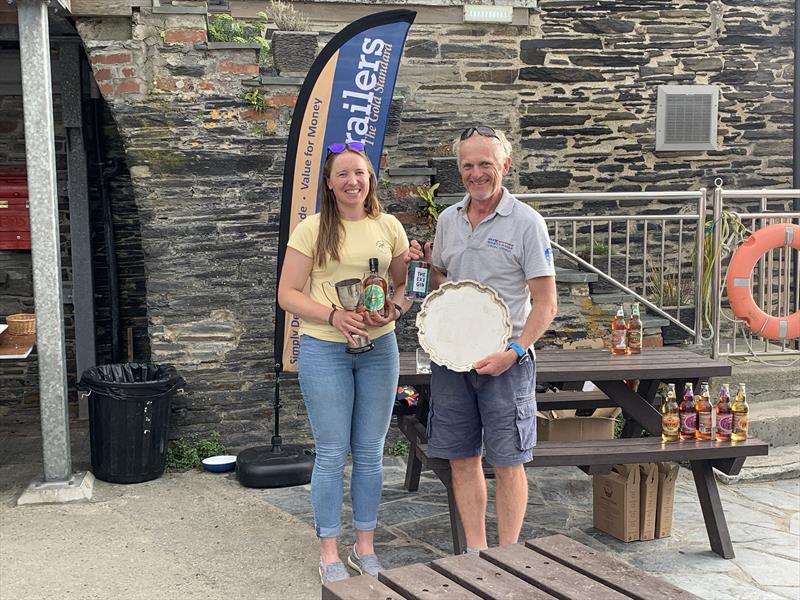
[725,223,800,341]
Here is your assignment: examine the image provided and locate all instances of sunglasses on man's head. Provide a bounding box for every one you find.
[460,126,499,141]
[327,142,366,155]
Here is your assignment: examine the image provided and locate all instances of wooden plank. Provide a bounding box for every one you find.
[481,544,629,600]
[414,438,768,471]
[379,563,482,600]
[525,534,702,600]
[0,332,35,360]
[68,1,145,16]
[322,575,407,600]
[537,390,615,411]
[430,554,556,600]
[690,460,734,559]
[400,347,733,384]
[595,380,661,436]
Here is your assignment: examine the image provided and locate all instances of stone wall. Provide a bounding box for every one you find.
[2,1,793,449]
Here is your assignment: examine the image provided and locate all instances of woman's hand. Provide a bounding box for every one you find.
[362,303,399,327]
[331,308,369,346]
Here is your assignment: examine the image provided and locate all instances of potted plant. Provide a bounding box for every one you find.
[206,13,271,68]
[416,183,444,229]
[260,0,317,76]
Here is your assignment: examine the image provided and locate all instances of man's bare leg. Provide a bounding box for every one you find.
[494,463,528,546]
[450,456,487,549]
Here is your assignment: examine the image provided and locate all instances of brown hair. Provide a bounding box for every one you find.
[315,148,382,267]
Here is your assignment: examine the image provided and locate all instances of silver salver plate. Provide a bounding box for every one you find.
[416,279,512,372]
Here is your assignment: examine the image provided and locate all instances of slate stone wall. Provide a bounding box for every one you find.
[2,2,791,448]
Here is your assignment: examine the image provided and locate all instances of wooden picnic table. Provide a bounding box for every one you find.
[322,533,702,600]
[396,346,769,559]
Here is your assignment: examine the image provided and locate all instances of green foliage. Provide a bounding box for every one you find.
[416,182,445,228]
[165,432,226,471]
[646,260,694,307]
[243,88,272,113]
[386,439,409,457]
[614,412,624,439]
[259,0,310,31]
[207,14,272,67]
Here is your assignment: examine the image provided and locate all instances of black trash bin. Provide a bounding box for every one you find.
[79,363,184,484]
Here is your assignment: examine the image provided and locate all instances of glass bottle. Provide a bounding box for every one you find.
[626,302,643,354]
[695,381,713,440]
[731,383,749,442]
[716,383,732,441]
[404,258,430,302]
[661,384,679,442]
[362,257,387,315]
[679,382,697,440]
[611,304,628,355]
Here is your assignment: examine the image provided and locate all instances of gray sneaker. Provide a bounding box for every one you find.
[319,561,350,585]
[346,545,383,577]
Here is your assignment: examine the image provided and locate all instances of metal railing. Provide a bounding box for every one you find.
[712,185,800,359]
[510,186,799,360]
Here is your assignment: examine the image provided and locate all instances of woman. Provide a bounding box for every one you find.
[277,142,410,584]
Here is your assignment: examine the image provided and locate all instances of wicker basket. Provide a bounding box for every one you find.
[6,313,35,336]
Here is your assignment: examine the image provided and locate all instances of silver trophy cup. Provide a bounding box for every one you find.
[334,278,374,354]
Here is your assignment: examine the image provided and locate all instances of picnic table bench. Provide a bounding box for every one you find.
[322,533,702,600]
[396,347,769,559]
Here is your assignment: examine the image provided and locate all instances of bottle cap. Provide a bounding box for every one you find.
[369,257,379,271]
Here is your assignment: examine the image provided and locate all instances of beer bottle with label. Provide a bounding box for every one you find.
[695,381,713,440]
[362,257,387,316]
[661,384,679,442]
[731,383,750,442]
[679,382,697,440]
[626,302,643,354]
[611,304,628,355]
[716,383,733,441]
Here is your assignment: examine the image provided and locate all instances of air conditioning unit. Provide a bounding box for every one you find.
[656,85,719,151]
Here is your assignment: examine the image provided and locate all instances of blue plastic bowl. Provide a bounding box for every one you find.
[202,455,237,473]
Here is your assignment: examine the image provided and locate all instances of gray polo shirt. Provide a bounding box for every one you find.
[431,187,555,340]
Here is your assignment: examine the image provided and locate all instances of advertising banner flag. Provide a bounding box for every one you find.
[274,10,416,373]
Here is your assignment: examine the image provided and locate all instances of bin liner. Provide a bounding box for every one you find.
[79,363,184,484]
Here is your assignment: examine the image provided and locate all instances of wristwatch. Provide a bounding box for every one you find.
[506,341,530,365]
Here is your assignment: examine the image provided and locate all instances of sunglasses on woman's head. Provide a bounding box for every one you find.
[327,142,366,155]
[460,126,499,141]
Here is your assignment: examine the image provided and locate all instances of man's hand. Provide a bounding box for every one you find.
[473,350,517,376]
[408,240,432,262]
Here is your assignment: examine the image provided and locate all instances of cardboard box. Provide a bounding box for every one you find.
[655,463,679,538]
[537,407,622,442]
[593,464,640,542]
[639,463,658,541]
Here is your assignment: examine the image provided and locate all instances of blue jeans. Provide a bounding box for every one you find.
[298,332,399,538]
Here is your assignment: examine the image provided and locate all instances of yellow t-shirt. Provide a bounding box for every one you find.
[287,212,410,343]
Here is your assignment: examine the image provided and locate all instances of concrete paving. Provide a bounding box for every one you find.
[2,408,798,600]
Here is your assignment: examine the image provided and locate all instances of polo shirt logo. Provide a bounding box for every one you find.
[487,237,514,252]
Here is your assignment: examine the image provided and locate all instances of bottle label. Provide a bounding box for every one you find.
[411,266,428,293]
[717,415,733,435]
[662,414,680,434]
[733,414,748,435]
[363,284,385,311]
[698,412,712,434]
[680,412,697,434]
[627,330,642,348]
[612,331,627,349]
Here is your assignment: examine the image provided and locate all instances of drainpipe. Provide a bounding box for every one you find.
[794,0,799,347]
[16,0,71,482]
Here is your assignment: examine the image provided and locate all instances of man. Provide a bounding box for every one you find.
[410,125,557,552]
